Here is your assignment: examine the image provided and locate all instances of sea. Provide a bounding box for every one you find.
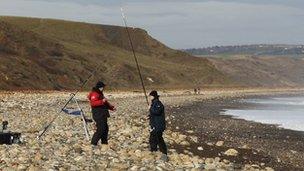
[223,96,304,132]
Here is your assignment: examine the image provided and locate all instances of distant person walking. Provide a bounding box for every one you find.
[148,90,168,161]
[88,81,115,146]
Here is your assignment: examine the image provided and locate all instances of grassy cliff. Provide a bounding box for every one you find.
[0,16,230,90]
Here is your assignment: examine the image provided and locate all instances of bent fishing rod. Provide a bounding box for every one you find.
[37,64,102,139]
[121,8,149,106]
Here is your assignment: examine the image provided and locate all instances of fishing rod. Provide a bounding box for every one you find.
[121,8,149,106]
[37,64,103,139]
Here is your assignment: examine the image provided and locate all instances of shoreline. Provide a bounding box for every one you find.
[167,93,304,170]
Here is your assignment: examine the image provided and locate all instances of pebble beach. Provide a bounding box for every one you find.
[0,88,303,171]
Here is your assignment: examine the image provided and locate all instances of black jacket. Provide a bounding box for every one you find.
[149,98,166,132]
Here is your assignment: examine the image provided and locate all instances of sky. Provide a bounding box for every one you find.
[0,0,303,49]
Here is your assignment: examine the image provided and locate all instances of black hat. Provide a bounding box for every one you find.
[95,81,106,88]
[149,90,159,97]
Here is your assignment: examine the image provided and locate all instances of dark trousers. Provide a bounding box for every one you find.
[149,130,167,155]
[91,118,108,145]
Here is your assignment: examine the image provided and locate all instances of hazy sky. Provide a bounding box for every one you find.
[0,0,303,49]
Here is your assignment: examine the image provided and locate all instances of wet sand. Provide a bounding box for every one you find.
[168,94,304,170]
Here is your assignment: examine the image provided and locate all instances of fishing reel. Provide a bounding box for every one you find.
[0,121,22,145]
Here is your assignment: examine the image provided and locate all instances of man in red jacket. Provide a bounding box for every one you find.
[88,81,115,145]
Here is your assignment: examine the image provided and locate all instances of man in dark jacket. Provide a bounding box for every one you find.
[88,81,115,146]
[149,90,168,161]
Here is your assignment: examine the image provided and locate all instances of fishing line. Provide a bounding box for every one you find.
[121,7,149,106]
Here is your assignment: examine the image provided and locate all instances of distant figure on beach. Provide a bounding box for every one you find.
[194,88,197,94]
[88,81,116,146]
[197,88,201,94]
[148,90,168,162]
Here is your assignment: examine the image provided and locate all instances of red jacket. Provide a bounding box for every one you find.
[88,91,114,110]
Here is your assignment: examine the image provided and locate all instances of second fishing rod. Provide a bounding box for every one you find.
[37,64,103,139]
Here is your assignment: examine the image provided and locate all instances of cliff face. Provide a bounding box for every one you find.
[0,16,229,90]
[208,56,304,87]
[184,44,304,87]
